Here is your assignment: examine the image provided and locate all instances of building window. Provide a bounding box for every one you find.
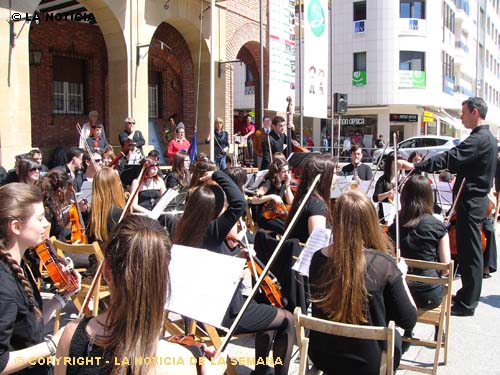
[353,52,367,71]
[52,56,85,115]
[148,71,162,119]
[400,51,425,70]
[442,51,455,95]
[400,0,425,19]
[444,2,455,33]
[353,1,366,21]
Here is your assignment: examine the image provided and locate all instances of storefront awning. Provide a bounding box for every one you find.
[435,110,464,131]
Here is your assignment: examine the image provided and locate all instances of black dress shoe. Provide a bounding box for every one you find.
[483,273,492,279]
[451,304,475,317]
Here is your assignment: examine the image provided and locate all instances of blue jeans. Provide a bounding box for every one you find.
[215,155,227,171]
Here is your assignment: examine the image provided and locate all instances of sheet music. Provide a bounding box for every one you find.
[148,189,179,220]
[358,180,376,199]
[166,245,246,328]
[433,181,453,206]
[331,175,353,199]
[381,200,400,226]
[245,169,268,191]
[292,227,332,277]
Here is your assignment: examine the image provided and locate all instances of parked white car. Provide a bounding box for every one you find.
[372,135,461,170]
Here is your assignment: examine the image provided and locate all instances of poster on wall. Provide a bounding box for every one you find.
[303,0,328,118]
[268,0,296,112]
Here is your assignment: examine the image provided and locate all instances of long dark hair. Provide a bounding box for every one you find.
[286,155,335,228]
[174,184,225,247]
[35,169,71,227]
[265,158,288,188]
[0,183,44,319]
[172,151,190,188]
[399,175,434,228]
[100,215,171,375]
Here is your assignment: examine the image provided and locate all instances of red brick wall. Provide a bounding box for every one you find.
[149,23,194,141]
[29,20,108,148]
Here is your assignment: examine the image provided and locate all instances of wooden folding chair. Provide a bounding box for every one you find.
[294,307,395,375]
[399,259,454,375]
[50,237,110,326]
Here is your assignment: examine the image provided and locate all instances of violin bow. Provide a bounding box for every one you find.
[76,123,100,172]
[393,133,400,262]
[77,163,148,319]
[444,178,466,227]
[238,218,259,281]
[216,174,321,356]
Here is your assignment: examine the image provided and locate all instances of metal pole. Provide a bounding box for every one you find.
[330,1,334,158]
[299,1,303,145]
[209,0,216,160]
[336,113,341,162]
[259,0,264,126]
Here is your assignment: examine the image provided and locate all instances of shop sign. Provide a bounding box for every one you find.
[399,70,426,88]
[334,117,366,126]
[352,71,367,86]
[390,113,418,122]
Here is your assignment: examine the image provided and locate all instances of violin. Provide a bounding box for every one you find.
[166,334,215,375]
[68,190,87,244]
[109,139,131,169]
[35,239,79,294]
[261,200,291,221]
[226,234,285,308]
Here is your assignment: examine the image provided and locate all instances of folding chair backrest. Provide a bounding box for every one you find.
[293,307,395,375]
[51,237,104,262]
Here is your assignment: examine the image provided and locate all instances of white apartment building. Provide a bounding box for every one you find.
[233,0,500,149]
[329,0,499,145]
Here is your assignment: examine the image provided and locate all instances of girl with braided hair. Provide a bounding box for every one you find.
[0,183,80,374]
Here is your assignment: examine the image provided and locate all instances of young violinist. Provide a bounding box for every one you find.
[309,189,417,374]
[389,175,450,345]
[286,154,336,243]
[55,215,224,375]
[251,158,294,235]
[130,157,167,214]
[36,170,73,242]
[372,155,398,223]
[174,170,294,375]
[0,183,81,374]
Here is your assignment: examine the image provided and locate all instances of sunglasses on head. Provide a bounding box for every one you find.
[148,162,159,167]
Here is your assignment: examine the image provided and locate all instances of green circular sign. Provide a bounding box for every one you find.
[308,0,325,37]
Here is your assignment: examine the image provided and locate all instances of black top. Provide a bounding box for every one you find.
[137,189,161,211]
[261,130,286,170]
[389,214,446,301]
[212,130,229,158]
[372,175,393,221]
[0,261,48,375]
[415,125,497,198]
[67,317,113,375]
[288,196,328,243]
[118,130,146,149]
[341,163,373,181]
[309,249,416,375]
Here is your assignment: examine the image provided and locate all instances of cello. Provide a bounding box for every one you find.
[286,96,310,153]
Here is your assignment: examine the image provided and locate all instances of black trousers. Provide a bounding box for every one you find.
[455,195,488,310]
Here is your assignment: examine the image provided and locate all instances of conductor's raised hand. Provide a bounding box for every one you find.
[199,171,215,182]
[397,160,414,171]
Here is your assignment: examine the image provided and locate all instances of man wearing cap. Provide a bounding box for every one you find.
[79,110,106,148]
[166,122,191,159]
[119,117,146,154]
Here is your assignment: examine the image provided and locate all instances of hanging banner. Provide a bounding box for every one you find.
[303,0,328,118]
[268,0,296,112]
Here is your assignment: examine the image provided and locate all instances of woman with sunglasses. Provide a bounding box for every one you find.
[17,158,41,186]
[130,157,167,214]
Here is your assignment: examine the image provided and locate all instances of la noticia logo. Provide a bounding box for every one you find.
[307,0,325,37]
[11,11,97,24]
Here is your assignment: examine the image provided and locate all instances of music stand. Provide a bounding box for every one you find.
[119,165,142,187]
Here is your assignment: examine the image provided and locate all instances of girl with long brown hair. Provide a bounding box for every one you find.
[309,189,416,374]
[88,167,126,243]
[0,183,80,374]
[251,158,293,234]
[174,170,294,375]
[165,151,191,190]
[56,215,220,375]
